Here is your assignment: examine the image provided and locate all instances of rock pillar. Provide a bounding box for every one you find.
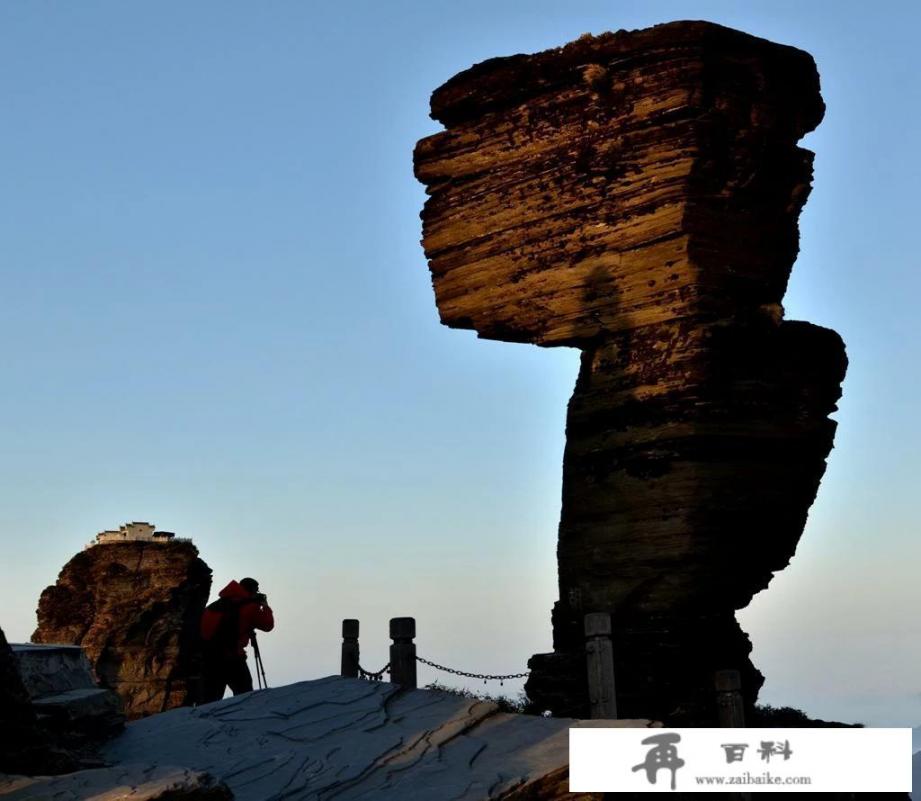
[414,21,846,722]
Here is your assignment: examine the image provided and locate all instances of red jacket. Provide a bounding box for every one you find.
[200,580,274,657]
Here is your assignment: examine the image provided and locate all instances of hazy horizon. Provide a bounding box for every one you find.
[2,0,919,728]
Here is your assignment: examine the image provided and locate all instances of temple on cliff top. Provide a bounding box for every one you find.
[87,522,185,549]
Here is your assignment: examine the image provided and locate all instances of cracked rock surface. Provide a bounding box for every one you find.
[414,20,846,723]
[100,676,656,800]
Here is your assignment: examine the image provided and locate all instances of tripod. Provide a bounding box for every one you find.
[251,632,269,690]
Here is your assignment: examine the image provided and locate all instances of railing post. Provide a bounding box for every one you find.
[584,612,617,719]
[389,617,417,689]
[341,619,359,678]
[715,669,745,727]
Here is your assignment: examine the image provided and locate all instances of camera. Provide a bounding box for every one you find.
[255,592,268,605]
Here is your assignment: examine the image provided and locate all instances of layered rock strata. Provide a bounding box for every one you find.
[0,766,233,801]
[414,21,846,722]
[33,540,211,719]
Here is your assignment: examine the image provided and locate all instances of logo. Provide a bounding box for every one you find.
[569,727,911,793]
[631,732,685,791]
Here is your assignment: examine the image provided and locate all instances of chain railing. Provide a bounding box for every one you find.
[340,617,530,691]
[342,615,744,725]
[357,662,390,682]
[415,655,529,686]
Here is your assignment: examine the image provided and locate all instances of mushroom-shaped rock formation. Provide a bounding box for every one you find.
[33,539,212,720]
[414,21,846,723]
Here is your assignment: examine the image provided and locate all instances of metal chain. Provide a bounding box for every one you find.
[415,655,529,684]
[357,663,390,682]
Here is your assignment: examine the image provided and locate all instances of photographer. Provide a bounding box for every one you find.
[199,577,274,702]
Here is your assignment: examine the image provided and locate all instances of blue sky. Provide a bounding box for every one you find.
[1,1,918,726]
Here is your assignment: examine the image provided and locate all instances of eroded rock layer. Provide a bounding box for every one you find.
[0,766,233,801]
[414,21,846,722]
[33,541,211,719]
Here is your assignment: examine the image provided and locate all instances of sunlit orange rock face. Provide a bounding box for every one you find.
[33,541,211,720]
[415,20,846,723]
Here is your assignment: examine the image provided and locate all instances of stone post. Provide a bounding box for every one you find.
[389,617,417,689]
[584,613,617,719]
[715,669,745,727]
[341,619,359,678]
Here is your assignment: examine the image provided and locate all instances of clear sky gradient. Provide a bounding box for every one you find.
[1,1,918,726]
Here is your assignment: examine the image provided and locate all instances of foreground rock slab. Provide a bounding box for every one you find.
[101,676,656,800]
[0,765,231,800]
[414,20,846,722]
